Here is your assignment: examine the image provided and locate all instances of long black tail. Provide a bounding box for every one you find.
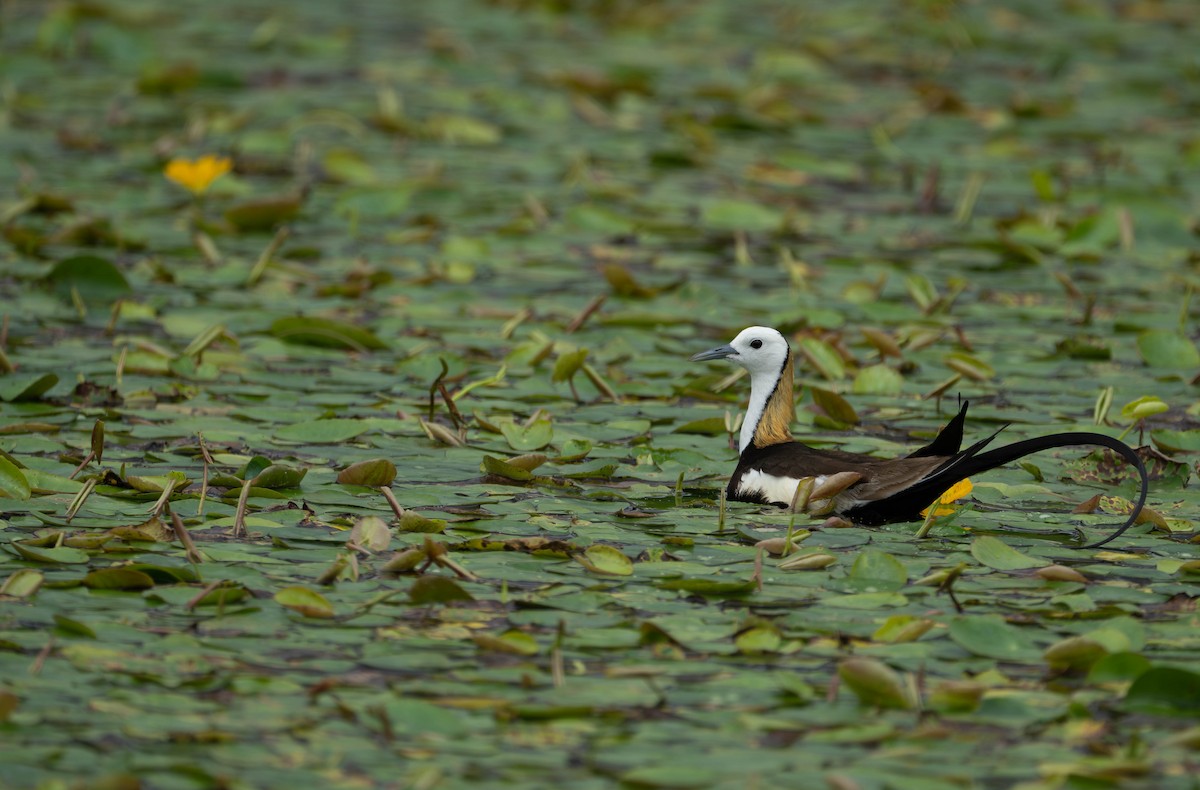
[964,433,1148,548]
[850,432,1148,548]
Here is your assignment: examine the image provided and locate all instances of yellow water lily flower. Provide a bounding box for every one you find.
[920,478,974,517]
[164,154,233,195]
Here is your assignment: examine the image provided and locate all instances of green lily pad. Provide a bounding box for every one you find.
[409,576,474,604]
[499,417,553,451]
[82,568,156,590]
[275,419,372,443]
[948,614,1040,661]
[0,457,31,500]
[1137,330,1200,369]
[0,373,59,402]
[44,255,132,302]
[269,317,388,351]
[337,458,397,486]
[970,536,1046,570]
[1123,667,1200,714]
[577,544,634,576]
[275,586,335,618]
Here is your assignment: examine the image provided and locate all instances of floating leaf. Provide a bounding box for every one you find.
[480,455,536,481]
[944,352,994,381]
[398,512,447,533]
[970,536,1045,570]
[672,417,727,435]
[838,657,914,709]
[474,630,539,656]
[600,264,657,298]
[9,543,89,564]
[382,548,426,573]
[82,568,156,590]
[0,373,59,402]
[618,766,714,790]
[1123,667,1200,714]
[409,576,474,604]
[1150,429,1200,453]
[275,419,371,444]
[274,586,335,618]
[1036,565,1088,583]
[655,577,756,596]
[225,194,301,232]
[0,457,31,500]
[577,544,634,576]
[0,569,43,597]
[734,626,782,654]
[1044,636,1108,671]
[337,458,397,487]
[552,348,589,382]
[251,464,307,488]
[349,516,392,552]
[778,552,837,570]
[44,255,132,302]
[872,616,933,644]
[499,417,553,451]
[555,439,593,461]
[192,585,248,607]
[928,681,984,713]
[0,690,18,722]
[423,114,501,145]
[798,338,845,380]
[811,387,858,425]
[700,197,782,232]
[847,549,907,591]
[1137,330,1200,369]
[322,148,378,185]
[53,615,96,638]
[269,317,388,351]
[853,364,903,396]
[1088,652,1153,685]
[948,614,1040,660]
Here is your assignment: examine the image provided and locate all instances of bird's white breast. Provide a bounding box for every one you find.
[736,470,828,506]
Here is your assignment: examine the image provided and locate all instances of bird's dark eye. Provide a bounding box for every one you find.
[750,339,763,349]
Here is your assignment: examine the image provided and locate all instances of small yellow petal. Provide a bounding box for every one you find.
[920,478,973,517]
[164,154,233,195]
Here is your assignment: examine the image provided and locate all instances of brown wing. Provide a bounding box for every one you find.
[729,441,947,505]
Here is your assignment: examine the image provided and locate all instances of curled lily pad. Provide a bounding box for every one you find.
[838,657,914,710]
[275,586,335,618]
[576,544,633,576]
[398,512,447,533]
[269,317,387,351]
[499,417,553,451]
[480,454,546,481]
[0,569,43,597]
[82,568,156,590]
[0,457,31,500]
[251,464,306,489]
[349,516,392,552]
[0,373,59,403]
[337,458,396,486]
[224,194,302,232]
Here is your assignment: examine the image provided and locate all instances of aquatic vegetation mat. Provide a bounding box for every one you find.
[1,0,1199,787]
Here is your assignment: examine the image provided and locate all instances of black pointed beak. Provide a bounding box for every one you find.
[690,343,737,362]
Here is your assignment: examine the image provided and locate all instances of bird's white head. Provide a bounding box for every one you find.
[690,326,790,376]
[692,326,795,453]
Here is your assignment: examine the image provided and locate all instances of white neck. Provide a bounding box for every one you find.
[739,368,781,454]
